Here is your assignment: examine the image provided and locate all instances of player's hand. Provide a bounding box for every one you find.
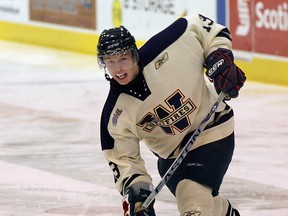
[122,187,156,216]
[205,48,246,99]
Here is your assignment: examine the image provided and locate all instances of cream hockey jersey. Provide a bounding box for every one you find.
[100,14,234,195]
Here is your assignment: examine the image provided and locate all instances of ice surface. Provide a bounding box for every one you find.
[0,40,287,216]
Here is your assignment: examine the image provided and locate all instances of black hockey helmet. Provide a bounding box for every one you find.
[97,26,139,68]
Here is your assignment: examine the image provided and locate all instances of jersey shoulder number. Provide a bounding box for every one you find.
[199,14,214,32]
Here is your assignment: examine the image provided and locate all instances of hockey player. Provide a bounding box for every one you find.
[97,14,245,216]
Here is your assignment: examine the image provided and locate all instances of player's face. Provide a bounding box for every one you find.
[103,50,139,85]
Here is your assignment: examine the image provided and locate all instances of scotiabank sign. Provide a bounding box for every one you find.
[229,0,288,57]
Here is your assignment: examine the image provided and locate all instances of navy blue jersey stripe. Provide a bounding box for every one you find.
[100,84,121,150]
[139,18,188,67]
[216,27,232,41]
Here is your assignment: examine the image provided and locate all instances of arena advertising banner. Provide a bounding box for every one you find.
[98,0,187,39]
[97,0,216,40]
[229,0,288,58]
[1,0,216,40]
[0,0,29,22]
[29,0,96,29]
[253,0,288,57]
[228,0,252,52]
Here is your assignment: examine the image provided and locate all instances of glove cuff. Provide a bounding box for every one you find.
[125,182,153,196]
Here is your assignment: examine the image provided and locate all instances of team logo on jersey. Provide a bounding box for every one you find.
[137,89,196,135]
[112,108,123,126]
[155,52,169,70]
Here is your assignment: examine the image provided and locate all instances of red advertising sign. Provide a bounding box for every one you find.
[229,0,253,52]
[229,0,288,57]
[253,0,288,57]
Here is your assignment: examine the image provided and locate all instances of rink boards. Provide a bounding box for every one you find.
[0,0,287,86]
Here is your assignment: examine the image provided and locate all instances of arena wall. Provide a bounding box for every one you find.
[0,0,287,86]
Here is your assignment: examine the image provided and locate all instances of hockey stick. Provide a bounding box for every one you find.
[142,92,226,209]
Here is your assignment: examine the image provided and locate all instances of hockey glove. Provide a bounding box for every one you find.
[205,48,246,100]
[122,187,156,216]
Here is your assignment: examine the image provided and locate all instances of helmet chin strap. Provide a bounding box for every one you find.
[104,67,112,81]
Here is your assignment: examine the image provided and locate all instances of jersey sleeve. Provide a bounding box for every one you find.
[103,135,153,195]
[101,96,152,195]
[184,14,232,58]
